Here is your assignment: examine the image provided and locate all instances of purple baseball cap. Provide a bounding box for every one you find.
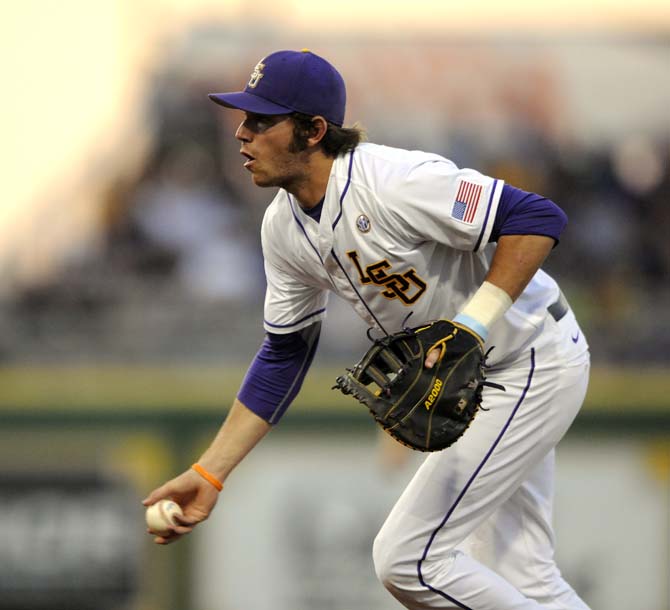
[208,49,346,126]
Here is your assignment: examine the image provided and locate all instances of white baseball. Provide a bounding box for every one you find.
[145,499,184,535]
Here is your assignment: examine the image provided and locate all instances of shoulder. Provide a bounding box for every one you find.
[352,142,453,172]
[262,191,291,231]
[261,191,294,257]
[348,143,459,194]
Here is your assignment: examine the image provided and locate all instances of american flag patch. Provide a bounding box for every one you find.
[451,180,483,224]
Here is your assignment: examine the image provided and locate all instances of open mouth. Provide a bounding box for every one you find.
[241,151,255,168]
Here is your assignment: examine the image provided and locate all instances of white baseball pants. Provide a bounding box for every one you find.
[373,311,591,609]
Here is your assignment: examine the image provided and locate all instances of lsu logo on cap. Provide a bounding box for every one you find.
[248,58,266,88]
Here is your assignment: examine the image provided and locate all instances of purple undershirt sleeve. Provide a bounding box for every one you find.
[489,184,568,244]
[237,322,321,425]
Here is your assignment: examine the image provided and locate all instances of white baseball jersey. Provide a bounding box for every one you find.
[261,142,564,365]
[260,142,592,608]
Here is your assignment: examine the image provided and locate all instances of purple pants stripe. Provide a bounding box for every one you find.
[416,348,537,609]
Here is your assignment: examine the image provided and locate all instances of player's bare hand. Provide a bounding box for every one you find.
[142,469,219,545]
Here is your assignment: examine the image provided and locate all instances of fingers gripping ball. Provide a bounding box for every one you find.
[145,499,183,535]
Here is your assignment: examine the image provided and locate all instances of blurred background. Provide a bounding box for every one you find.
[1,1,668,609]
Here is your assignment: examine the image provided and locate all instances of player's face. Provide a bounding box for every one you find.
[235,112,307,189]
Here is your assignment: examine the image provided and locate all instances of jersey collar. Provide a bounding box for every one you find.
[287,148,356,262]
[317,149,355,257]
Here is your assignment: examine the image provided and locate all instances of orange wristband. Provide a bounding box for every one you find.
[191,463,223,492]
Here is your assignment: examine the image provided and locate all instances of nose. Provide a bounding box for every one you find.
[235,120,252,143]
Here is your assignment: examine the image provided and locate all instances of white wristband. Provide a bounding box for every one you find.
[454,281,513,340]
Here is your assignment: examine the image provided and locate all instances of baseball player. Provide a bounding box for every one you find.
[143,49,591,610]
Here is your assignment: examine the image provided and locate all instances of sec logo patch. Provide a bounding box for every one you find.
[356,214,371,233]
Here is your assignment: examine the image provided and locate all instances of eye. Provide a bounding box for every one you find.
[244,114,289,134]
[255,117,274,131]
[243,114,272,133]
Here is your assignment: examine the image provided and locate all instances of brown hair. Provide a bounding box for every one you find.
[289,112,366,158]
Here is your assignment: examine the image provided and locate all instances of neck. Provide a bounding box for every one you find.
[289,152,334,209]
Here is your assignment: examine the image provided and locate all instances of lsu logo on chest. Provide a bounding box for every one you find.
[346,250,427,305]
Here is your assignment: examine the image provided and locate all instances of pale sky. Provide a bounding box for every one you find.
[184,0,670,33]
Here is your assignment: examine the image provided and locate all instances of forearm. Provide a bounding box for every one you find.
[454,234,555,340]
[197,399,272,483]
[195,325,319,485]
[485,234,555,300]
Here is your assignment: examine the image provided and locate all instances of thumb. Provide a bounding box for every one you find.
[142,486,170,506]
[424,347,440,369]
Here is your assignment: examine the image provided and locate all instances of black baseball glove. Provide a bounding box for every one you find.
[333,320,503,452]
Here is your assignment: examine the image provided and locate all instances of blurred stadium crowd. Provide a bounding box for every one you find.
[2,28,669,365]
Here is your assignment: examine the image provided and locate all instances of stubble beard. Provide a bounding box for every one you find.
[252,146,311,194]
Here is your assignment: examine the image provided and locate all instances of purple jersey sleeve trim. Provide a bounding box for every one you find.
[237,323,321,424]
[473,179,499,252]
[288,193,324,264]
[490,184,568,244]
[264,307,326,329]
[331,149,355,229]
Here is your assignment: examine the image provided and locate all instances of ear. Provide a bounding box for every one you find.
[306,116,329,147]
